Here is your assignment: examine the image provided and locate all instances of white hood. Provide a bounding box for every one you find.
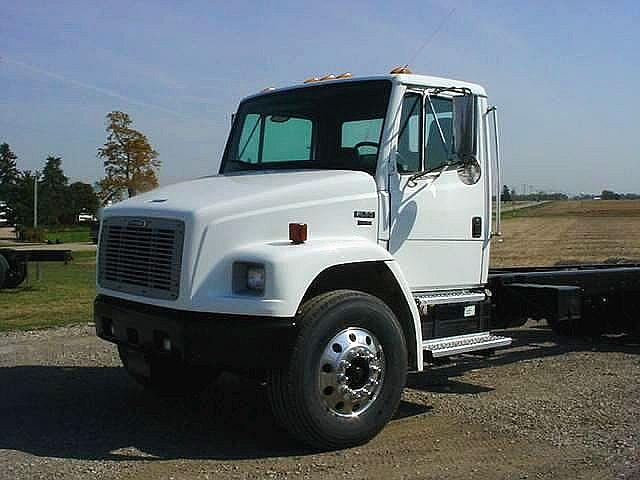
[100,169,382,313]
[105,170,376,225]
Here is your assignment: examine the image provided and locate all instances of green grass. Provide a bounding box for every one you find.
[0,251,96,332]
[499,202,552,220]
[45,225,91,243]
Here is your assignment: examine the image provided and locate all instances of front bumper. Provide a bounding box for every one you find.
[94,295,298,369]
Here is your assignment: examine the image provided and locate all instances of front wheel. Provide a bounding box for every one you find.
[267,290,407,450]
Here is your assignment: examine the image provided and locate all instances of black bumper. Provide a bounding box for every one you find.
[94,295,298,369]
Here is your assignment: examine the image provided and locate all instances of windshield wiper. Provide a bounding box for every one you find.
[407,160,462,187]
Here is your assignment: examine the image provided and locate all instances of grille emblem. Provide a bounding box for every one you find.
[128,219,148,228]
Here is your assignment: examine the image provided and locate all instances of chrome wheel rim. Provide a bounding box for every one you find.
[317,327,385,417]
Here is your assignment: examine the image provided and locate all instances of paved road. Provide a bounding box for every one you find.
[0,322,638,479]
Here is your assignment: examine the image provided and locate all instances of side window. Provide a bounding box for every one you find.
[425,97,453,170]
[262,116,312,162]
[397,93,422,173]
[237,113,261,163]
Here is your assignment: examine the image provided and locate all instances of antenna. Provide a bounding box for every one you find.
[406,7,457,67]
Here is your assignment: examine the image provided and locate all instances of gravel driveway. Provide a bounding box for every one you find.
[1,322,638,479]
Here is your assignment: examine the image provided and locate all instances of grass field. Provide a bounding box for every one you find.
[491,200,640,267]
[0,251,95,332]
[45,225,91,243]
[1,200,639,332]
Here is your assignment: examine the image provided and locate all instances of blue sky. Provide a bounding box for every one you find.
[1,0,639,194]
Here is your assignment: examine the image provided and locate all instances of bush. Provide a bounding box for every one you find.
[17,227,48,243]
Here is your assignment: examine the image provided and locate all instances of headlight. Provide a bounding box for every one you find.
[246,265,265,292]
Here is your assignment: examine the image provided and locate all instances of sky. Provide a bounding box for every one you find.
[1,0,639,195]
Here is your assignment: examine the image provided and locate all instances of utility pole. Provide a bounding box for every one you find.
[33,170,39,228]
[33,170,42,281]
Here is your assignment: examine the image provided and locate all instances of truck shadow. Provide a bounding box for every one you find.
[0,365,429,462]
[410,325,640,389]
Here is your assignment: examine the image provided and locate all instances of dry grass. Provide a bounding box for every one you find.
[491,200,640,267]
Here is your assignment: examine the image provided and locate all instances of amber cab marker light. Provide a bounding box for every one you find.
[289,223,308,244]
[390,65,413,74]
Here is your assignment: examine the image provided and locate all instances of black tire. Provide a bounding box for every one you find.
[4,260,27,289]
[0,254,7,289]
[267,290,408,450]
[117,345,220,396]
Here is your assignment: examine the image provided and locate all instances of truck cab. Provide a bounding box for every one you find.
[94,71,509,449]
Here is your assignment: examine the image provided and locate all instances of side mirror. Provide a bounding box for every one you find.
[452,95,477,162]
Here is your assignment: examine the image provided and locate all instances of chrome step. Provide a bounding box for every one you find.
[422,331,512,358]
[414,289,486,313]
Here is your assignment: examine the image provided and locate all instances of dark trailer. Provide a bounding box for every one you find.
[0,248,72,289]
[489,263,640,336]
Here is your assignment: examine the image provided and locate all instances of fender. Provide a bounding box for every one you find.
[384,259,424,369]
[189,237,394,317]
[189,236,424,370]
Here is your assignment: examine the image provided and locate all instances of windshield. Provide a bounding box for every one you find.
[220,80,391,176]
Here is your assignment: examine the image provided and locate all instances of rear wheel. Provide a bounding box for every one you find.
[267,290,407,450]
[117,345,220,396]
[0,255,27,289]
[4,259,27,289]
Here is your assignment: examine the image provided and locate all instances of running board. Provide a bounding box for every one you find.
[422,332,512,358]
[414,289,486,313]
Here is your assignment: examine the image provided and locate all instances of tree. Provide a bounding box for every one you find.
[7,170,36,227]
[502,185,512,202]
[601,190,620,200]
[0,143,19,201]
[39,156,70,225]
[69,182,99,221]
[97,111,160,200]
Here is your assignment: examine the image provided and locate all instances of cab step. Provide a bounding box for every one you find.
[414,289,486,312]
[422,331,512,358]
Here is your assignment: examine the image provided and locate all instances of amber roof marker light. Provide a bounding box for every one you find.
[390,65,413,74]
[304,72,353,83]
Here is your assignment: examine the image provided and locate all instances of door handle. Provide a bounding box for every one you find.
[472,217,482,238]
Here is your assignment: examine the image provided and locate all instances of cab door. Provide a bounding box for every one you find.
[388,91,487,291]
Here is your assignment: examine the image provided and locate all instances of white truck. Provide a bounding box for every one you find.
[94,71,640,449]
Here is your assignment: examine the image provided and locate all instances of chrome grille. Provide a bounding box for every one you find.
[98,217,184,300]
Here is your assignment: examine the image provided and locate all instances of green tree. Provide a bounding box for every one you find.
[601,190,620,200]
[39,156,70,225]
[68,182,99,221]
[97,111,160,200]
[0,143,19,201]
[502,184,512,202]
[8,170,36,227]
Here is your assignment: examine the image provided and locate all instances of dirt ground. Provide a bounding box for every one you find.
[2,200,639,479]
[1,323,638,480]
[492,200,640,267]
